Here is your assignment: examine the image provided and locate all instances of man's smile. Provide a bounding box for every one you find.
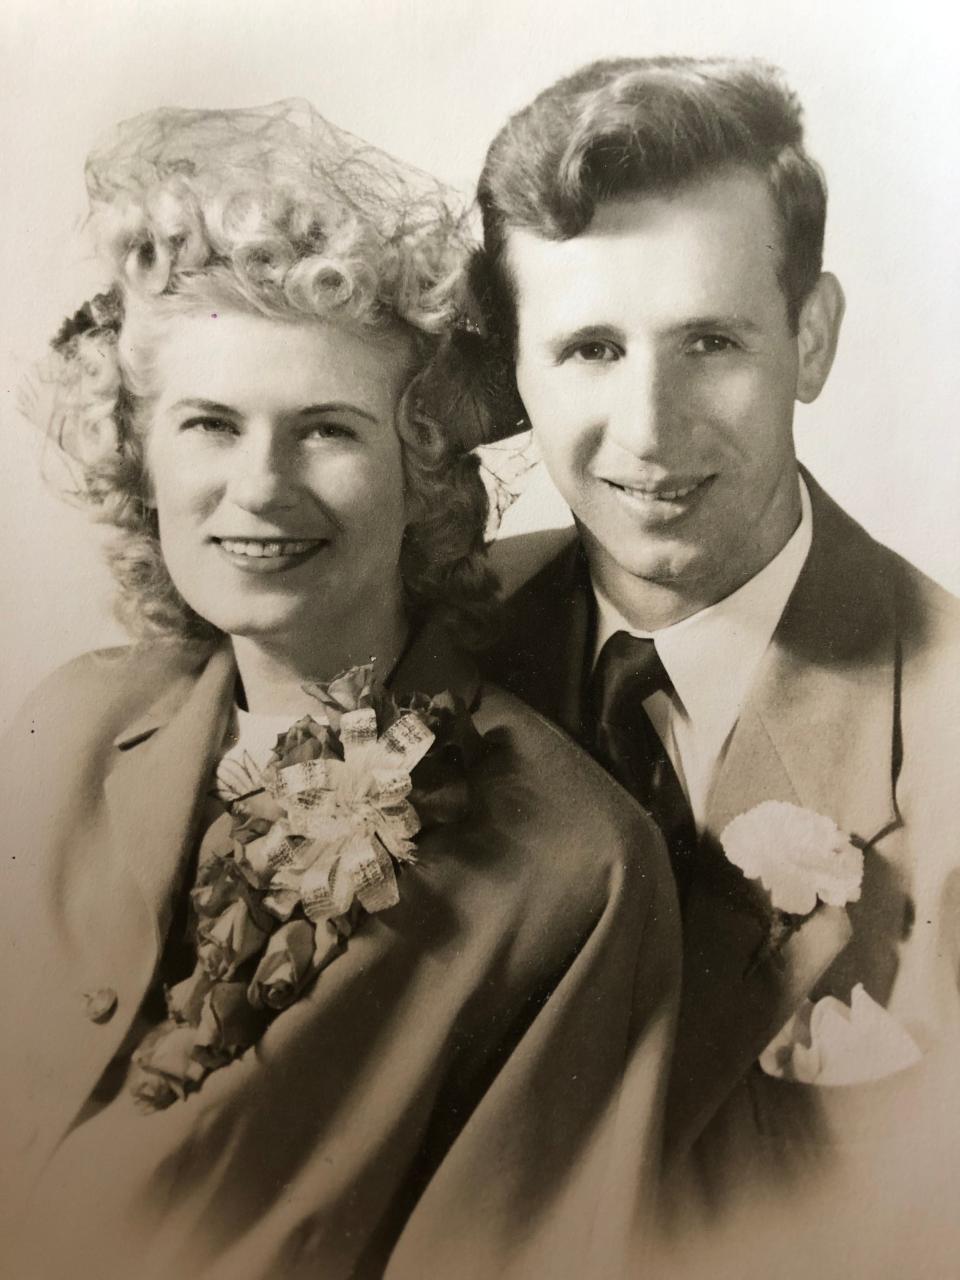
[599,474,716,514]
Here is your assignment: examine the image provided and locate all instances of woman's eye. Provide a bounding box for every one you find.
[181,416,238,435]
[566,341,620,364]
[689,334,738,355]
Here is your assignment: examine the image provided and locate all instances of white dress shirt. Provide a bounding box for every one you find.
[592,478,813,828]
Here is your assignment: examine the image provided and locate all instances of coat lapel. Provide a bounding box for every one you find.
[104,642,237,954]
[665,477,901,1159]
[487,536,593,740]
[27,643,237,1168]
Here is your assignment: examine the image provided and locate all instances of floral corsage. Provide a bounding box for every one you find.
[129,664,481,1112]
[720,800,864,966]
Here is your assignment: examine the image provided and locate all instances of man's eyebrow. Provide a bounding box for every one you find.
[672,315,764,335]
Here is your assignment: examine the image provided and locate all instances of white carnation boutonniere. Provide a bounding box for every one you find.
[720,800,864,964]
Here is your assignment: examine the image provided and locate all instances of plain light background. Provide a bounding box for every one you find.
[2,0,958,729]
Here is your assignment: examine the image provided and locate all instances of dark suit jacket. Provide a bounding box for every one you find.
[0,625,680,1279]
[484,474,960,1209]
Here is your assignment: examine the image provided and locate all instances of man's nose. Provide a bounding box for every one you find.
[607,352,673,457]
[227,432,299,512]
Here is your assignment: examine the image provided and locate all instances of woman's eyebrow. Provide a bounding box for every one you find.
[170,398,238,415]
[168,398,380,424]
[295,402,379,424]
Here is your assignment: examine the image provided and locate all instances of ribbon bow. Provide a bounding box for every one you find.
[241,708,435,924]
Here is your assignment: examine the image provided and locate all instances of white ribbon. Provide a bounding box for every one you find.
[261,710,436,923]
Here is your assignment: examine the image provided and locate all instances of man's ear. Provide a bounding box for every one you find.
[796,272,845,404]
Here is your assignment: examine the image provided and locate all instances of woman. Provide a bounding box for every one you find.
[2,101,679,1279]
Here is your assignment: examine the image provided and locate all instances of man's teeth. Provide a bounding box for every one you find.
[653,483,699,500]
[620,482,700,500]
[218,539,319,558]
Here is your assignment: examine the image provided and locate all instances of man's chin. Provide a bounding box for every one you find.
[585,538,733,617]
[589,535,705,589]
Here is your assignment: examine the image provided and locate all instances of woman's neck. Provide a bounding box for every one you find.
[231,607,409,716]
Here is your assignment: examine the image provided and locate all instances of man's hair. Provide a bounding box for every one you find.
[473,56,827,377]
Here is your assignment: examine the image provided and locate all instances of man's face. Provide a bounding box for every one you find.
[509,167,830,615]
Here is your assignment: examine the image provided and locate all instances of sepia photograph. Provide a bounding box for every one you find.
[1,1,958,1277]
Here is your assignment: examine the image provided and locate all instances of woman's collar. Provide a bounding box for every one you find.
[390,620,480,709]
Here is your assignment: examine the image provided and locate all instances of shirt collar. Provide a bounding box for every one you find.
[593,476,813,756]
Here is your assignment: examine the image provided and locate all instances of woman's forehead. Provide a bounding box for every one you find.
[150,308,417,415]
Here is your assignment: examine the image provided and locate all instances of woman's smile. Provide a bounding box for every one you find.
[212,536,330,572]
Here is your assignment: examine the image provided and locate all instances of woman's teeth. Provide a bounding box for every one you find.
[218,538,320,558]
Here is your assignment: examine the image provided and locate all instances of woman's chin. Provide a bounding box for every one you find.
[200,609,312,647]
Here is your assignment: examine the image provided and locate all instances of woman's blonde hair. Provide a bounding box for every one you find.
[43,100,497,645]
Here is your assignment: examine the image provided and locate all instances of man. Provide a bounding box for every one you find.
[476,56,960,1220]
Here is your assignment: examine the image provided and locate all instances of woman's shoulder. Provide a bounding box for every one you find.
[5,640,217,752]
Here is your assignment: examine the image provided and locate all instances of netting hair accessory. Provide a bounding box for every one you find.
[51,289,123,354]
[23,99,499,644]
[84,98,471,333]
[27,99,476,476]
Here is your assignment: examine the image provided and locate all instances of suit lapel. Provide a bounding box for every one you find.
[665,477,901,1159]
[665,709,855,1160]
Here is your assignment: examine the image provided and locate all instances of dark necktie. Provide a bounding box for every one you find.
[589,631,697,901]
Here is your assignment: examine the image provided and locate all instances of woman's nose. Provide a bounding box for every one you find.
[227,434,299,512]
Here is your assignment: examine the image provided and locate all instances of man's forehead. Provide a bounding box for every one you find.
[504,168,786,322]
[589,165,778,230]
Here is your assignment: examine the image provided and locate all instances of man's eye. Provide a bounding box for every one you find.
[689,334,738,355]
[567,341,620,364]
[303,422,356,441]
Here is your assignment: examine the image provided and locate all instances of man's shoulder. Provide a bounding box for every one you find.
[806,476,960,653]
[885,546,960,653]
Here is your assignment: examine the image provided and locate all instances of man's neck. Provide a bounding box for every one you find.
[586,565,712,632]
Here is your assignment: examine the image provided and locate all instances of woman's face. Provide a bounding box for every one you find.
[145,309,415,648]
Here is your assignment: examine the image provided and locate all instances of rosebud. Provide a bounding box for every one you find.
[197,898,268,980]
[130,1069,180,1113]
[195,811,236,872]
[165,964,213,1025]
[130,1022,204,1112]
[193,982,265,1068]
[248,920,316,1010]
[268,715,332,770]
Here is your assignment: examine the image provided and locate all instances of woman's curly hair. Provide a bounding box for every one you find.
[41,100,498,646]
